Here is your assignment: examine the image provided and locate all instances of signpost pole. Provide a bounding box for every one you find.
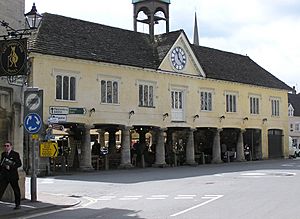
[31,136,37,202]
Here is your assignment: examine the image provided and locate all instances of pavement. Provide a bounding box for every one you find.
[0,191,81,219]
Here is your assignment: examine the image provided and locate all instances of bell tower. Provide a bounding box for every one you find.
[133,0,170,37]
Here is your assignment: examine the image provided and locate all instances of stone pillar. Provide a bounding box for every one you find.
[153,128,167,167]
[261,126,268,159]
[97,129,105,148]
[236,129,246,162]
[212,128,223,164]
[186,128,197,165]
[80,124,93,171]
[107,128,117,154]
[119,126,133,169]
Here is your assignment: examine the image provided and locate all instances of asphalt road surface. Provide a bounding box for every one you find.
[23,159,300,219]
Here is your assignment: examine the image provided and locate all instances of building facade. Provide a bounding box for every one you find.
[0,0,25,155]
[26,2,291,174]
[288,92,300,148]
[0,0,26,200]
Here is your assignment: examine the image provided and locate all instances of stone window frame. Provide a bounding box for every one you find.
[137,80,156,108]
[199,89,214,112]
[53,69,79,102]
[98,74,120,105]
[225,91,238,113]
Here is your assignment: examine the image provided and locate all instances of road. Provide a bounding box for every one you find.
[23,159,300,219]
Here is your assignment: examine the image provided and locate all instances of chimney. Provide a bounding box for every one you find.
[292,86,296,94]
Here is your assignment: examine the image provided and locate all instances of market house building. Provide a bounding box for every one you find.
[27,0,291,174]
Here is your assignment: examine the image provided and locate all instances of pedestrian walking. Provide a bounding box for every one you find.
[0,141,22,210]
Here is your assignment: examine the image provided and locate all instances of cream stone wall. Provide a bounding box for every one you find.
[30,53,289,158]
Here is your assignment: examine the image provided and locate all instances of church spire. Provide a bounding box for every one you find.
[193,12,199,45]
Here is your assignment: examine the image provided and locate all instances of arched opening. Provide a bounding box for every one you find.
[268,129,283,158]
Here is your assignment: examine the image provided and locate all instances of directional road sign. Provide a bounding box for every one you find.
[40,141,58,157]
[47,115,67,124]
[69,107,86,115]
[24,113,42,134]
[49,106,69,115]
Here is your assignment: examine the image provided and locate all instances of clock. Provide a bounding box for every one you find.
[171,47,186,70]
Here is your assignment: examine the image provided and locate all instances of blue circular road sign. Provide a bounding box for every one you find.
[24,113,42,134]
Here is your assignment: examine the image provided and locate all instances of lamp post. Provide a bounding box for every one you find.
[0,3,42,202]
[25,4,42,203]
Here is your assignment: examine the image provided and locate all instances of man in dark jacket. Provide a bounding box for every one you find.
[0,141,22,209]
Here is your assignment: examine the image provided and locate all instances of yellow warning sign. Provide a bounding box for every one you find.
[40,141,58,157]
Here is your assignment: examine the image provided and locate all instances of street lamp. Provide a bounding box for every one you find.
[0,3,42,39]
[25,3,42,30]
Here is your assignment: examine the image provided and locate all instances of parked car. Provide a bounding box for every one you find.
[289,137,298,158]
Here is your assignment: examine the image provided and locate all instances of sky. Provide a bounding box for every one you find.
[25,0,300,90]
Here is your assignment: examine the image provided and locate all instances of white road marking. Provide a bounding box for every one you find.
[240,172,296,177]
[240,172,267,176]
[170,195,223,217]
[177,195,196,197]
[151,195,169,198]
[174,197,194,200]
[146,197,167,200]
[175,195,196,200]
[281,164,294,167]
[146,195,169,200]
[97,195,116,201]
[119,196,142,200]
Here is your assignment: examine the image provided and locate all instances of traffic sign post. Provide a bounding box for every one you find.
[24,88,43,202]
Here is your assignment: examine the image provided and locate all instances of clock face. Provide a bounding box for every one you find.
[171,47,186,70]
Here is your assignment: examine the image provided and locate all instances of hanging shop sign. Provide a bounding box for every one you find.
[0,39,27,76]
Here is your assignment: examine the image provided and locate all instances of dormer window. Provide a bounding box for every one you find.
[288,103,294,117]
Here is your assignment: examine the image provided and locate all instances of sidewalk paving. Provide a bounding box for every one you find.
[0,192,81,219]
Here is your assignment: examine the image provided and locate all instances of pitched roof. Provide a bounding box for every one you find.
[191,45,291,90]
[288,93,300,116]
[30,13,164,69]
[30,13,291,91]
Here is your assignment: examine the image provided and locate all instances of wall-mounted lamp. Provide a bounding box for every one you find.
[262,118,268,124]
[163,113,169,121]
[89,108,95,117]
[219,115,225,122]
[193,114,199,122]
[243,117,249,121]
[129,110,135,119]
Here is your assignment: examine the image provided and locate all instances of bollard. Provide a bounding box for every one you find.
[141,154,145,168]
[105,155,109,170]
[201,152,205,165]
[61,156,66,173]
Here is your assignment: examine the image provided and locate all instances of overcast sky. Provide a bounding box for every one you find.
[25,0,300,90]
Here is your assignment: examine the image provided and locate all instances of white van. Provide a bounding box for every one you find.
[289,137,298,158]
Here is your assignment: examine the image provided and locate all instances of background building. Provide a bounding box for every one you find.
[288,91,300,148]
